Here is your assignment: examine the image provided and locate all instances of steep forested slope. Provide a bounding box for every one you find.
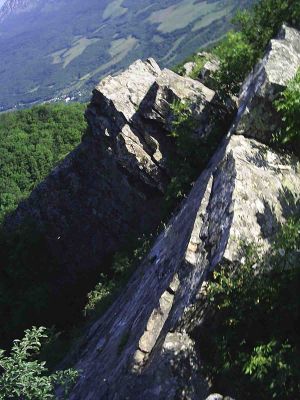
[0,0,253,111]
[0,103,86,221]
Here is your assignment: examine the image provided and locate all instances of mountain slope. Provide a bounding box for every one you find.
[0,0,253,111]
[0,0,38,21]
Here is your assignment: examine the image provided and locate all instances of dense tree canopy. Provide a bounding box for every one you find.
[0,103,86,221]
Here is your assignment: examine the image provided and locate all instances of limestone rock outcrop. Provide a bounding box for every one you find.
[235,24,300,143]
[182,61,196,77]
[68,133,300,400]
[4,58,217,324]
[199,54,220,89]
[87,58,216,192]
[67,27,300,400]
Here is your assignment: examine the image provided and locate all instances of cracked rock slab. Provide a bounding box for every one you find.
[68,133,300,400]
[234,24,300,143]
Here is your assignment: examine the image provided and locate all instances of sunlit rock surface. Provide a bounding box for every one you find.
[68,27,300,400]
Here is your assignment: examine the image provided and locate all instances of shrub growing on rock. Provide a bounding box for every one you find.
[200,218,300,399]
[274,68,300,155]
[0,327,78,400]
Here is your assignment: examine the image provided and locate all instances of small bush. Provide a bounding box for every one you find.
[274,68,300,155]
[0,327,78,400]
[188,55,208,80]
[211,0,300,97]
[83,234,153,319]
[200,218,300,399]
[83,277,116,318]
[213,31,255,96]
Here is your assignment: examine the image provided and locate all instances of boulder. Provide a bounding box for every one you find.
[199,57,220,89]
[234,24,300,143]
[182,61,196,77]
[88,58,216,188]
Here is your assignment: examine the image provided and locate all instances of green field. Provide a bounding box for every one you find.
[148,0,219,33]
[103,0,128,19]
[51,37,101,68]
[0,0,254,111]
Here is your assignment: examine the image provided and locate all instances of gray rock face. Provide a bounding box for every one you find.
[88,58,216,191]
[234,24,300,143]
[4,58,216,324]
[67,29,300,399]
[205,395,224,400]
[68,133,300,399]
[182,61,196,77]
[199,56,220,89]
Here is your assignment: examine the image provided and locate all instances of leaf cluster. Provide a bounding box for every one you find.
[274,68,300,154]
[0,327,78,400]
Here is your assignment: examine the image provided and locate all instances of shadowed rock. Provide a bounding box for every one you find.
[234,24,300,143]
[68,133,300,399]
[3,58,217,328]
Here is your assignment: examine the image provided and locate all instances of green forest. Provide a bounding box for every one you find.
[0,0,299,398]
[0,103,86,221]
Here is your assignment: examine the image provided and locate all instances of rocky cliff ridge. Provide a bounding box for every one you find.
[66,25,300,400]
[4,58,220,327]
[2,21,300,399]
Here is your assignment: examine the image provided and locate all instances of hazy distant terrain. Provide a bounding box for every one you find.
[0,0,253,110]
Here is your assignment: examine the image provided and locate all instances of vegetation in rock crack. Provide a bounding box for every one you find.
[173,52,210,80]
[164,99,200,209]
[198,217,300,399]
[84,233,154,320]
[212,31,255,96]
[0,327,78,400]
[274,68,300,155]
[164,99,230,212]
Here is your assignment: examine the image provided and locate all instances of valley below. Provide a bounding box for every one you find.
[0,0,253,111]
